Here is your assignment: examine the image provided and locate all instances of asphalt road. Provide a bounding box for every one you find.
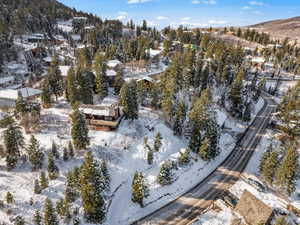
[133,93,277,225]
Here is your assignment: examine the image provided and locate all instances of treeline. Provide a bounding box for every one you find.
[234,27,271,45]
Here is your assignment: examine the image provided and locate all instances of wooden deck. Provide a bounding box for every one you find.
[87,115,123,131]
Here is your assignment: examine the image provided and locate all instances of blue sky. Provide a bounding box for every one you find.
[58,0,300,28]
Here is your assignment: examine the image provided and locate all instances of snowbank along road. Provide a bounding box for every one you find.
[133,92,277,225]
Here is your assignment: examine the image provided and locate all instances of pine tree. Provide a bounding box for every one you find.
[33,210,42,225]
[259,144,273,173]
[3,120,24,170]
[13,216,25,225]
[77,70,93,104]
[253,78,266,102]
[261,151,279,185]
[27,135,44,170]
[275,217,289,225]
[188,125,201,153]
[63,147,69,161]
[66,67,78,105]
[56,198,64,216]
[48,55,64,101]
[6,191,13,204]
[276,144,299,195]
[114,69,125,95]
[157,161,174,185]
[201,118,220,160]
[243,103,252,122]
[65,169,80,203]
[51,141,60,159]
[119,81,139,120]
[173,101,186,136]
[142,20,147,31]
[153,132,162,152]
[80,152,105,223]
[68,141,74,158]
[228,69,245,118]
[41,78,52,106]
[178,149,190,166]
[71,108,90,150]
[43,198,59,225]
[40,171,49,190]
[198,137,210,161]
[131,171,149,207]
[147,150,153,165]
[94,52,108,99]
[188,88,218,155]
[101,161,110,190]
[15,94,27,116]
[34,179,41,194]
[48,152,59,180]
[150,84,160,110]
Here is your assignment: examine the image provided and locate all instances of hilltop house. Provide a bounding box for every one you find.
[79,97,122,131]
[0,87,42,108]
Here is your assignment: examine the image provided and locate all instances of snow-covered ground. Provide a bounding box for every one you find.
[0,94,265,224]
[192,200,237,225]
[105,98,264,225]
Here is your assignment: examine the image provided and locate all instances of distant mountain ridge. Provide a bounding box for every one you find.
[248,16,300,44]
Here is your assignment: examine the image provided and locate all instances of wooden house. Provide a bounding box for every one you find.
[0,87,42,109]
[235,190,274,225]
[79,104,122,131]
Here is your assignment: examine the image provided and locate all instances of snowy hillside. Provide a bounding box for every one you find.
[0,95,264,224]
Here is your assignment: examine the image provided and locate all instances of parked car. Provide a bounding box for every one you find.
[274,207,288,216]
[247,178,267,192]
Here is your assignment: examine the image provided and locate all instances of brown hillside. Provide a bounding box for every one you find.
[249,16,300,44]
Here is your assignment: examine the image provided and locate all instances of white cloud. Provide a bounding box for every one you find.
[170,21,208,28]
[208,20,227,25]
[127,0,152,4]
[180,21,208,27]
[248,1,264,6]
[116,11,128,20]
[156,16,168,20]
[117,15,127,20]
[181,17,191,21]
[146,20,158,27]
[242,6,252,10]
[192,0,217,5]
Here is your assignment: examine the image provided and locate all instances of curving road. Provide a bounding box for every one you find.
[133,93,277,225]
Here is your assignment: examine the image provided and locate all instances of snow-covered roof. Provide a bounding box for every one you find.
[264,62,274,67]
[23,33,49,40]
[73,16,87,20]
[80,107,111,117]
[0,76,14,85]
[137,76,154,83]
[57,20,73,26]
[84,26,96,30]
[59,66,71,77]
[71,34,81,41]
[6,63,24,70]
[251,57,265,64]
[79,97,119,117]
[43,57,52,63]
[107,70,117,77]
[0,87,42,100]
[54,35,66,41]
[148,48,162,57]
[107,60,122,68]
[101,96,119,106]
